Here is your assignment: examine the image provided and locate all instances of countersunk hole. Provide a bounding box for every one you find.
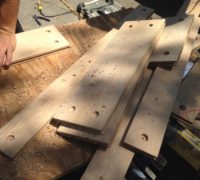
[141,133,148,141]
[46,29,51,32]
[179,104,186,111]
[94,111,100,117]
[129,25,133,28]
[141,8,146,11]
[69,106,76,112]
[72,74,76,77]
[54,40,59,43]
[149,24,153,27]
[164,51,170,55]
[6,135,15,141]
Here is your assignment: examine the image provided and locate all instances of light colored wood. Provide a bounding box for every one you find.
[12,26,70,64]
[56,60,148,146]
[81,69,153,180]
[53,19,165,133]
[149,15,193,64]
[0,8,153,159]
[56,7,154,146]
[124,13,199,158]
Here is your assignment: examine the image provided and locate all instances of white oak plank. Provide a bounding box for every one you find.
[12,26,70,64]
[53,19,165,133]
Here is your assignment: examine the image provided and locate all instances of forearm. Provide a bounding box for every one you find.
[0,0,20,34]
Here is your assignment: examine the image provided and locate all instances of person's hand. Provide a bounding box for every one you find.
[0,31,16,70]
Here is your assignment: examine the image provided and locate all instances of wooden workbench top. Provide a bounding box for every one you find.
[0,9,130,179]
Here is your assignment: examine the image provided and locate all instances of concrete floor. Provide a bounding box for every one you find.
[18,0,141,31]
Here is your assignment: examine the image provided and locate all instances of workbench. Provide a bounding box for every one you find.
[0,9,130,179]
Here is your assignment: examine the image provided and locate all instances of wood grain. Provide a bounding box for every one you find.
[53,19,165,133]
[56,6,154,146]
[124,12,199,158]
[13,26,70,64]
[81,68,153,180]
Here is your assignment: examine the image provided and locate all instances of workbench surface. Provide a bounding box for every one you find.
[0,10,130,179]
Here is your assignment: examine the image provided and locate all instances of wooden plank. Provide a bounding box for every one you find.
[0,8,152,159]
[172,60,200,128]
[53,19,165,133]
[81,68,153,180]
[149,15,193,64]
[56,7,154,146]
[124,13,199,158]
[12,26,70,64]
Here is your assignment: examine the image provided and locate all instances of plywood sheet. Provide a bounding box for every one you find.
[53,19,165,133]
[12,25,70,64]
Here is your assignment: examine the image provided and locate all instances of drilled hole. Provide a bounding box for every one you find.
[102,105,106,108]
[54,40,59,43]
[89,83,95,86]
[129,25,133,28]
[94,111,100,117]
[164,51,170,55]
[179,104,186,111]
[149,24,153,27]
[6,135,15,141]
[72,74,76,77]
[88,60,91,63]
[69,106,76,112]
[179,18,184,21]
[198,14,200,17]
[141,133,148,141]
[46,30,51,32]
[141,8,146,11]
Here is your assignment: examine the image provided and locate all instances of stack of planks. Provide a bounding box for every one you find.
[0,1,199,179]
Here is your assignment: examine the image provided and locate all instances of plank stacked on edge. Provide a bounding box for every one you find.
[0,7,152,159]
[12,26,70,64]
[56,6,154,146]
[81,69,153,180]
[53,19,165,133]
[124,12,199,158]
